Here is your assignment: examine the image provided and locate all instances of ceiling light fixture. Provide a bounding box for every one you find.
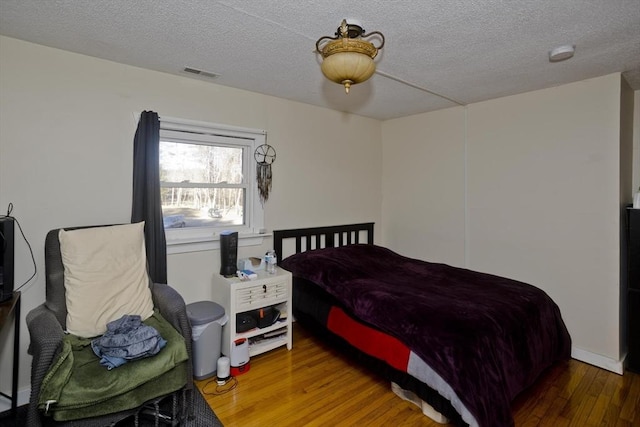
[315,19,385,94]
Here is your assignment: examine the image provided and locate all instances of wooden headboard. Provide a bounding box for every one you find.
[273,223,374,261]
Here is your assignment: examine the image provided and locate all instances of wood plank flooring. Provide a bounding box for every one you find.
[197,325,640,427]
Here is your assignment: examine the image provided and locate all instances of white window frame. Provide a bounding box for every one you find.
[159,116,267,254]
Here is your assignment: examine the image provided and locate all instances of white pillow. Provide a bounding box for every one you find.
[59,222,155,338]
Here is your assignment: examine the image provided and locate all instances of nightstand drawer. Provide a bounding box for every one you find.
[236,281,288,310]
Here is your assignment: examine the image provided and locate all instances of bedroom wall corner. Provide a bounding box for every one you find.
[380,106,466,267]
[619,77,635,360]
[381,73,628,370]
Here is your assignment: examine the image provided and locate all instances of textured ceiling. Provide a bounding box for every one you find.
[1,1,639,120]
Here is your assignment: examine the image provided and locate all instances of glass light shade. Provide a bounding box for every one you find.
[318,37,378,93]
[321,52,376,93]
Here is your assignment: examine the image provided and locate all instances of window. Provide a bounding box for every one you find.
[159,117,265,252]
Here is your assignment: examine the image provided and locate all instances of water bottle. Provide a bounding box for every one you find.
[265,250,277,274]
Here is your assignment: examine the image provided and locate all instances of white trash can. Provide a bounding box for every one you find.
[187,301,228,380]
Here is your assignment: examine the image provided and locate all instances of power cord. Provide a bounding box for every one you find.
[201,376,238,396]
[1,202,38,292]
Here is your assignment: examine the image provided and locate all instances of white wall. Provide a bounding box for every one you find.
[382,74,633,371]
[381,107,466,266]
[634,90,640,196]
[467,74,629,367]
[0,36,381,402]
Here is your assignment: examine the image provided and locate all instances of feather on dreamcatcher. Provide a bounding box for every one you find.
[254,141,276,204]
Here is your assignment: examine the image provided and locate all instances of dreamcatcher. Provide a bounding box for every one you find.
[254,141,276,204]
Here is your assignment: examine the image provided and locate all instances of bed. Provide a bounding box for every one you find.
[274,223,571,427]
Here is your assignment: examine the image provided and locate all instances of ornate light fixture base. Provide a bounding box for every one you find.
[316,20,385,94]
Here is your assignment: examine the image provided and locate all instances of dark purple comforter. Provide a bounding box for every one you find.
[279,244,571,427]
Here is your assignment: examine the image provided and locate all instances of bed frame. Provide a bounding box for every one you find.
[273,222,374,261]
[273,222,463,425]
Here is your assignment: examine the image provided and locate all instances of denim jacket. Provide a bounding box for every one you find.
[91,314,166,370]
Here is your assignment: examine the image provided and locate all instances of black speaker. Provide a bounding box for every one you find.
[0,217,15,303]
[220,231,238,278]
[627,208,640,372]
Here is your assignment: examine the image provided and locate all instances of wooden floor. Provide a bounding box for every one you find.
[197,326,640,427]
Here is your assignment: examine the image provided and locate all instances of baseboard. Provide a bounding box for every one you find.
[0,388,30,412]
[571,347,625,375]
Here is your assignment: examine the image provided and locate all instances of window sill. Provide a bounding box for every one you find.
[166,232,271,255]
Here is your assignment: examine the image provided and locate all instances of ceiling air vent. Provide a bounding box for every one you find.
[182,67,220,79]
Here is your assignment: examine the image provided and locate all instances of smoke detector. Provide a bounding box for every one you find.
[549,45,575,62]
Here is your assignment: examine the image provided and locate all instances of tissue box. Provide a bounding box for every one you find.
[237,257,265,271]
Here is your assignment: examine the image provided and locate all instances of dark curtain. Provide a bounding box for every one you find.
[131,111,167,284]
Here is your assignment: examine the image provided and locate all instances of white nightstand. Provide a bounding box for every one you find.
[211,267,293,357]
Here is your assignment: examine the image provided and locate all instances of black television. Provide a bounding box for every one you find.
[0,217,15,302]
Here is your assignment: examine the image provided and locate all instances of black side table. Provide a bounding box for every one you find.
[626,208,640,372]
[0,291,20,416]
